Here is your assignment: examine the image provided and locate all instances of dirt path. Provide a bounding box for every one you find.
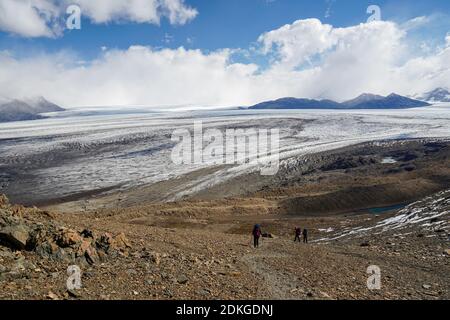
[241,239,296,299]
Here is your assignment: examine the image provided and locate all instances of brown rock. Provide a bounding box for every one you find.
[76,239,92,256]
[56,228,82,248]
[84,245,99,265]
[0,225,30,249]
[149,251,161,265]
[46,291,59,300]
[96,233,114,252]
[113,232,132,249]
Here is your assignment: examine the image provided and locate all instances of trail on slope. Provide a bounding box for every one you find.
[241,238,301,299]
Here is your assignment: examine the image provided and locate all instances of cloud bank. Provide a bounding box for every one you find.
[0,18,449,108]
[0,0,198,38]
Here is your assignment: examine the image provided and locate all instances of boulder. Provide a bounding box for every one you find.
[177,274,189,284]
[96,233,115,252]
[0,225,30,250]
[56,228,82,248]
[96,232,131,253]
[113,232,132,249]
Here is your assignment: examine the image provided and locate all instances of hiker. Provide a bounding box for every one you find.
[252,224,262,248]
[294,227,302,242]
[302,228,308,243]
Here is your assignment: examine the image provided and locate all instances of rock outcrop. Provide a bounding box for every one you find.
[0,194,131,266]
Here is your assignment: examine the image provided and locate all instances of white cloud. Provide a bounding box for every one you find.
[0,17,449,108]
[72,0,197,25]
[0,0,198,38]
[256,18,449,100]
[0,47,260,107]
[0,0,59,37]
[258,19,405,73]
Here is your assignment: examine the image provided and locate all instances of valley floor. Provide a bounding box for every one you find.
[1,139,449,300]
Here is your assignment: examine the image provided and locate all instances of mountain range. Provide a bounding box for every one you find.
[247,93,431,110]
[0,97,64,123]
[413,88,450,103]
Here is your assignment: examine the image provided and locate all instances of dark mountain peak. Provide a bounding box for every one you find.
[248,92,430,110]
[342,93,384,107]
[0,97,64,123]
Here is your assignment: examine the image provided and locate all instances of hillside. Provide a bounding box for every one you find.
[0,97,64,123]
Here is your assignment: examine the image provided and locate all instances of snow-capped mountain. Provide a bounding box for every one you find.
[415,88,450,103]
[0,97,64,123]
[341,93,385,108]
[24,96,65,113]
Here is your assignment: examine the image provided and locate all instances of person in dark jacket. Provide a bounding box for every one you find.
[302,228,308,243]
[294,227,302,242]
[252,224,262,248]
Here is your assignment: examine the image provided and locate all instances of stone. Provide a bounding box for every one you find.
[56,228,82,248]
[149,252,161,265]
[46,291,59,300]
[80,229,95,239]
[84,245,99,265]
[177,274,189,284]
[0,225,30,249]
[197,289,211,296]
[67,289,81,298]
[444,249,450,256]
[96,233,115,252]
[113,233,132,249]
[422,284,431,290]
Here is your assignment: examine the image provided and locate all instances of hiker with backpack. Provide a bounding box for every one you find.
[303,228,308,243]
[252,224,262,248]
[294,227,302,242]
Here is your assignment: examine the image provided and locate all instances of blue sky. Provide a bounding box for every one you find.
[1,0,449,59]
[0,0,448,107]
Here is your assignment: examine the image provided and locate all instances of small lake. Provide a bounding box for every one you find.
[368,203,407,214]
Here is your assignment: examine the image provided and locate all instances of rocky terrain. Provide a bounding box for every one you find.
[0,186,448,300]
[0,138,448,300]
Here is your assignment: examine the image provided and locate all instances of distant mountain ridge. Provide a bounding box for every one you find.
[414,88,450,103]
[248,93,431,110]
[0,97,64,123]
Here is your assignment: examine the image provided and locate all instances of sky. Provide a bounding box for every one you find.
[0,0,449,108]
